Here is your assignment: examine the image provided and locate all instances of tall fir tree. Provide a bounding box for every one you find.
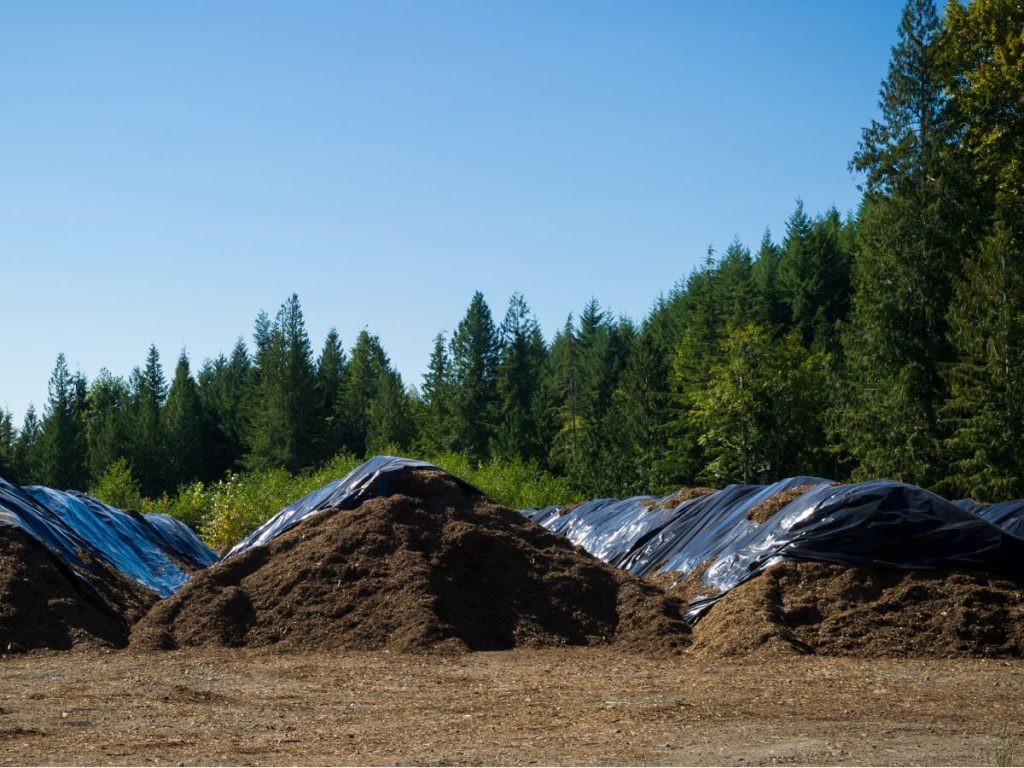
[939,0,1024,498]
[366,372,415,454]
[838,0,958,486]
[245,295,319,472]
[13,405,41,483]
[0,407,15,480]
[315,329,348,462]
[418,332,455,454]
[336,330,397,457]
[494,293,547,462]
[450,292,499,461]
[163,351,204,488]
[38,353,88,489]
[128,345,168,496]
[83,369,131,483]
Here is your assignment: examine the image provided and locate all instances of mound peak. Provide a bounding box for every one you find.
[133,468,689,653]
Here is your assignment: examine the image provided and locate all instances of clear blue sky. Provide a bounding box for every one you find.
[1,1,902,422]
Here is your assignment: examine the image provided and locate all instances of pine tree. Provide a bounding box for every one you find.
[751,229,788,333]
[198,337,252,478]
[600,326,671,495]
[163,351,204,488]
[418,332,455,454]
[128,345,168,496]
[944,225,1024,499]
[494,293,547,462]
[38,353,88,489]
[336,330,396,457]
[0,408,15,480]
[83,369,131,483]
[450,292,499,461]
[838,0,957,486]
[546,315,580,474]
[12,405,41,483]
[366,372,415,454]
[315,329,347,461]
[245,295,319,471]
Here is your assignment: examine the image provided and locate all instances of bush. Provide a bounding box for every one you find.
[132,450,574,549]
[90,458,143,511]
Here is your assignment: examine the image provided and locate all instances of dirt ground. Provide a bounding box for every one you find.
[1,648,1022,766]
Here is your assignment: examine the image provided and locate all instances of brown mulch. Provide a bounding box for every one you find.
[639,487,717,511]
[0,528,157,652]
[131,469,690,654]
[690,560,1024,658]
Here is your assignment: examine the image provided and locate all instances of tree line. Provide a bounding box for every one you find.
[1,0,1022,503]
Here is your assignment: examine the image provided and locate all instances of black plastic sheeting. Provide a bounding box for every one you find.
[525,477,1024,623]
[225,456,480,559]
[0,476,217,602]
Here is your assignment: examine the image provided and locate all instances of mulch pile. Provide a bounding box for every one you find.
[745,484,819,524]
[0,527,157,652]
[689,560,1024,658]
[639,487,717,511]
[132,469,690,654]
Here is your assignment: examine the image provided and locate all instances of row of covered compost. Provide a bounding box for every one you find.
[3,457,1024,656]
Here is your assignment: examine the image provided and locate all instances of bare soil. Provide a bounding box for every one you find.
[1,646,1023,766]
[132,469,688,654]
[690,561,1024,658]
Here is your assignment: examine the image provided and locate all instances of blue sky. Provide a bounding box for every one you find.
[1,1,902,422]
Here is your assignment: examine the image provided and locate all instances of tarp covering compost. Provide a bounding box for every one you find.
[525,477,1024,623]
[0,475,216,601]
[225,456,481,559]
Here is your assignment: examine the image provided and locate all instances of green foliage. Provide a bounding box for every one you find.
[692,325,831,484]
[163,351,203,488]
[38,353,88,490]
[244,294,319,472]
[451,291,499,460]
[91,457,143,511]
[422,452,575,510]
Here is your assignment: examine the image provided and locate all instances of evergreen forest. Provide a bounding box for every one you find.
[3,0,1023,533]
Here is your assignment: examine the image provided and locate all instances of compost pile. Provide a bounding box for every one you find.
[132,469,689,653]
[0,528,156,652]
[688,560,1024,658]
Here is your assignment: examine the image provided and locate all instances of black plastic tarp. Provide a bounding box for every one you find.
[0,476,217,601]
[225,456,480,559]
[524,476,1024,624]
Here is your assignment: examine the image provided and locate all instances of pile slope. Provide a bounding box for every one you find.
[689,561,1024,658]
[0,528,156,652]
[133,469,689,653]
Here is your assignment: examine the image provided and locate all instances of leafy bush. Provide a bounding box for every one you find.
[90,458,143,511]
[143,450,572,549]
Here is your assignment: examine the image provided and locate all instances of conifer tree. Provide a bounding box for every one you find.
[200,337,252,477]
[366,372,415,454]
[245,295,319,471]
[163,351,204,488]
[0,408,15,480]
[83,369,131,483]
[128,345,168,495]
[315,328,347,461]
[494,293,547,462]
[336,330,397,457]
[838,0,957,486]
[38,353,88,489]
[450,292,499,460]
[546,315,580,473]
[13,405,41,483]
[419,332,455,454]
